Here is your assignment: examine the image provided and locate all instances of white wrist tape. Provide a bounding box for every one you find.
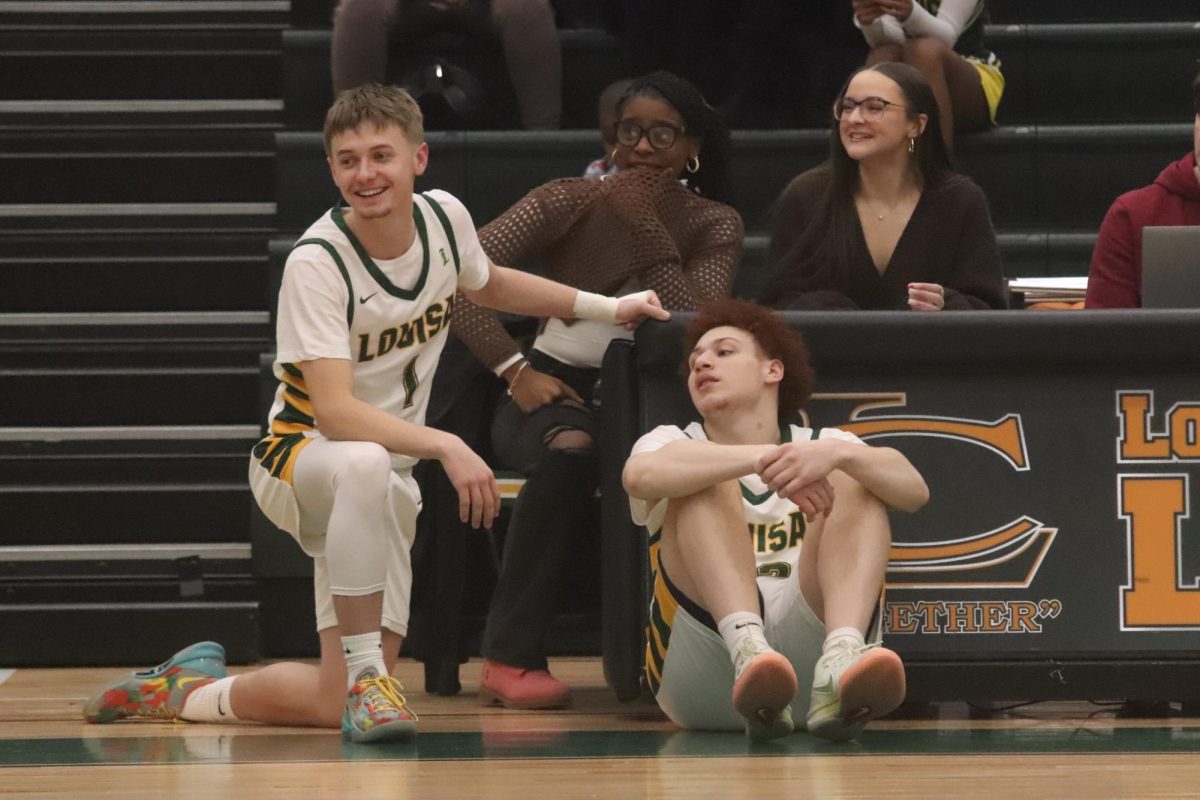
[573,290,621,323]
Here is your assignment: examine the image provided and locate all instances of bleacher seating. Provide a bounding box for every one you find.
[0,0,283,665]
[283,21,1200,128]
[274,123,1189,280]
[274,6,1200,283]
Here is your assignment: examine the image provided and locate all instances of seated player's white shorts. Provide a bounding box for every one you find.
[648,561,827,731]
[249,435,421,636]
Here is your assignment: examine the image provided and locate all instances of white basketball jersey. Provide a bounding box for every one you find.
[630,421,865,583]
[253,190,489,501]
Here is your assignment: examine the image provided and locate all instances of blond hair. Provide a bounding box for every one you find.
[323,84,425,153]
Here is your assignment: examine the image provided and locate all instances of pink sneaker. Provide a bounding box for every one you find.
[479,660,571,709]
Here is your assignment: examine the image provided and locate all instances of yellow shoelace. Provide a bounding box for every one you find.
[360,675,419,722]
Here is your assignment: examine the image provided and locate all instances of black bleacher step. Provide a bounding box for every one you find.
[0,311,270,425]
[0,0,289,28]
[0,310,271,346]
[0,130,274,205]
[991,23,1200,124]
[1025,124,1194,228]
[2,372,260,425]
[0,99,283,131]
[5,577,255,605]
[0,484,252,545]
[0,232,269,313]
[0,28,281,100]
[283,23,1200,129]
[1,547,252,594]
[992,231,1097,279]
[0,424,259,484]
[989,0,1200,23]
[289,0,334,27]
[0,601,260,666]
[276,125,1192,234]
[0,202,276,233]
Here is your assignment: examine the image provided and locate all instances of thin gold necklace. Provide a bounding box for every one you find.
[863,191,908,221]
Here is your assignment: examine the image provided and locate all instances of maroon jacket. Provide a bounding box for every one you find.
[1085,152,1200,308]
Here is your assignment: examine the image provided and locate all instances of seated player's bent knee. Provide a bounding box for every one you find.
[546,428,593,452]
[904,35,950,65]
[674,478,742,510]
[871,43,903,61]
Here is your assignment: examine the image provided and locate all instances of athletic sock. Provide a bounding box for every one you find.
[180,675,240,723]
[717,611,771,670]
[342,631,387,689]
[822,626,866,655]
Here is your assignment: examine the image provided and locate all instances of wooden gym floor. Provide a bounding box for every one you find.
[3,657,1200,798]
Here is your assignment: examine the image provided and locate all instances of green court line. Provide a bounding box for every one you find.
[5,727,1200,767]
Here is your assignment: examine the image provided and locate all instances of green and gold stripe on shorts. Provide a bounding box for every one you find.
[253,363,317,485]
[644,532,680,695]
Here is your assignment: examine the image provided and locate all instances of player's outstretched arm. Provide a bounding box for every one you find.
[758,438,929,513]
[623,439,774,501]
[462,261,671,327]
[302,357,500,528]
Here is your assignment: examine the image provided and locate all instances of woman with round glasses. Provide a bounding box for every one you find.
[449,71,743,709]
[852,0,1002,150]
[762,61,1006,312]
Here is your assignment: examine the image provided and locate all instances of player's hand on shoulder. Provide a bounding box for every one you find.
[438,436,500,529]
[615,290,671,330]
[509,368,584,414]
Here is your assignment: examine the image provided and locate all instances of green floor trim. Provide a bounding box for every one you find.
[5,727,1200,767]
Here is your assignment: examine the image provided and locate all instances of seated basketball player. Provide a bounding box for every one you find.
[81,83,667,744]
[622,299,928,741]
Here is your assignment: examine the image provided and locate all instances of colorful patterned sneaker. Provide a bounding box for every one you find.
[730,639,798,742]
[806,641,905,743]
[83,641,226,724]
[342,673,419,744]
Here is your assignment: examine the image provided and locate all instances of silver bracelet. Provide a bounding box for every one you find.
[506,360,531,397]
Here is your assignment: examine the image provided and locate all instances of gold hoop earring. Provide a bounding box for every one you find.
[686,155,700,174]
[907,137,916,155]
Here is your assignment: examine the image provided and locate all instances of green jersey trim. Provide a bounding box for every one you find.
[293,237,355,327]
[420,192,461,274]
[330,203,431,301]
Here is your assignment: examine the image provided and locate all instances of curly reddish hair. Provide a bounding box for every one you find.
[681,298,814,419]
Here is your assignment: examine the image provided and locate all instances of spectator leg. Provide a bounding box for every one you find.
[490,0,562,129]
[332,0,402,92]
[482,446,597,669]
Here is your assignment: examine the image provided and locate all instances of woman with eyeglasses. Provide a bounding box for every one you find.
[450,71,743,709]
[762,61,1006,312]
[852,0,1002,150]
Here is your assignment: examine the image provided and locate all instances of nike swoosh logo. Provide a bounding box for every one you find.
[359,292,378,304]
[217,692,226,716]
[734,622,758,629]
[177,676,208,688]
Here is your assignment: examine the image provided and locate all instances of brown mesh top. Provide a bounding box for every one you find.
[452,167,745,369]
